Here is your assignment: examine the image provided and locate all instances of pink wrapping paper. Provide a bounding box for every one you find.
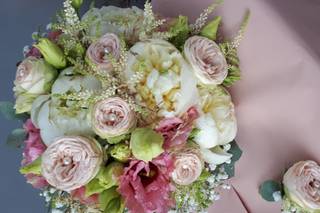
[153,0,320,212]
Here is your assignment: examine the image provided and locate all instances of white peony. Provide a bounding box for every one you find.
[124,39,199,117]
[31,67,102,145]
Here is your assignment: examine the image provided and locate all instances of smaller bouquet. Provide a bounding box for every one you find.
[260,160,320,213]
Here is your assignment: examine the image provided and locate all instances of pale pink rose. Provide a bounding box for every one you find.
[184,36,228,85]
[283,161,320,211]
[171,148,203,185]
[41,136,103,192]
[86,33,121,73]
[91,97,136,139]
[22,119,46,165]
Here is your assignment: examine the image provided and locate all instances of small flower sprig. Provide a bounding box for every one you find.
[190,0,224,35]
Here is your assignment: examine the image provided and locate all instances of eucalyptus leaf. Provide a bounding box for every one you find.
[228,140,243,162]
[259,180,282,202]
[6,128,27,148]
[0,101,29,122]
[223,162,235,178]
[130,128,164,162]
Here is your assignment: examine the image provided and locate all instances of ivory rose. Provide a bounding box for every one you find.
[91,97,136,139]
[184,36,228,85]
[172,148,203,185]
[283,161,320,212]
[41,136,103,192]
[14,56,57,113]
[86,33,121,73]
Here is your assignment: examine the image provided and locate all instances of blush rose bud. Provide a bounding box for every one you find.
[14,57,57,113]
[34,38,67,69]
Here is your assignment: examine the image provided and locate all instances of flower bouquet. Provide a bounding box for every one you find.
[260,160,320,213]
[1,0,250,212]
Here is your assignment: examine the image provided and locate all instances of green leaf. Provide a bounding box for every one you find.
[228,140,243,162]
[6,128,27,148]
[223,162,235,178]
[259,180,282,202]
[86,162,124,197]
[104,197,125,213]
[130,128,164,162]
[188,128,200,140]
[20,157,42,175]
[200,16,221,40]
[0,101,29,121]
[169,16,190,50]
[99,187,120,211]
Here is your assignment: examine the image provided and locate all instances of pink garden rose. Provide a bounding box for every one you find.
[86,33,121,74]
[156,107,199,150]
[41,136,103,192]
[283,161,320,211]
[118,154,175,213]
[184,36,228,85]
[91,97,136,139]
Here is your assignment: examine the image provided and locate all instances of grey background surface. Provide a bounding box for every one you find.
[0,0,144,212]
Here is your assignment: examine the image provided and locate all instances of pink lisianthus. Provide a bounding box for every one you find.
[71,186,99,206]
[155,107,199,150]
[25,173,48,189]
[22,119,46,166]
[118,154,175,213]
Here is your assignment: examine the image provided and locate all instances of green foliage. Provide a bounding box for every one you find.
[20,157,42,175]
[130,128,164,162]
[200,16,221,41]
[99,187,120,210]
[222,140,242,177]
[107,134,129,145]
[86,162,124,196]
[103,197,125,213]
[109,143,131,163]
[7,128,27,148]
[259,180,282,202]
[169,16,190,50]
[0,101,29,122]
[220,42,241,87]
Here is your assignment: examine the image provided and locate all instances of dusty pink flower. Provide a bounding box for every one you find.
[22,119,46,166]
[156,107,199,149]
[184,36,228,85]
[71,186,99,206]
[26,47,42,58]
[283,161,320,211]
[25,173,48,189]
[118,154,175,213]
[86,33,121,73]
[41,136,103,192]
[47,30,62,42]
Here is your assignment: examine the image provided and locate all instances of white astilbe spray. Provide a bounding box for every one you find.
[63,0,80,26]
[190,0,224,34]
[230,10,251,49]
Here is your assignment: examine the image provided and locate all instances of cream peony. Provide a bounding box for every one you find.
[14,57,57,113]
[184,36,228,85]
[283,161,320,212]
[91,97,136,139]
[86,33,121,74]
[41,136,103,192]
[124,39,199,117]
[172,148,203,185]
[195,86,237,149]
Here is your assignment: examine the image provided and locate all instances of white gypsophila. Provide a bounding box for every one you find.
[124,39,199,117]
[31,67,102,145]
[82,6,144,44]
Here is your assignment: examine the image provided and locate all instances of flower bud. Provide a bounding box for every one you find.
[34,38,67,69]
[71,0,83,10]
[110,143,131,163]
